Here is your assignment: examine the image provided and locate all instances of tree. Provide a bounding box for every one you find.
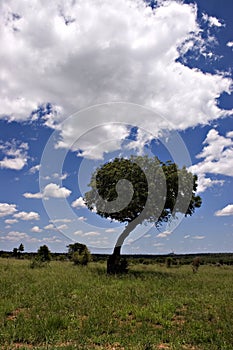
[37,245,51,262]
[12,247,18,258]
[192,256,201,273]
[67,242,91,266]
[84,156,202,274]
[18,243,24,258]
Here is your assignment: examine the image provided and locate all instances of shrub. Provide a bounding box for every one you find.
[166,257,173,268]
[192,256,201,273]
[72,247,91,266]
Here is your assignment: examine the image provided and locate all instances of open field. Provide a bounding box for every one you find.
[0,259,233,350]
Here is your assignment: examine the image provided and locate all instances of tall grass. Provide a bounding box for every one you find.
[0,259,232,349]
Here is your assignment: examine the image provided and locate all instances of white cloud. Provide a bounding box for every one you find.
[31,225,42,233]
[52,218,72,223]
[4,219,18,225]
[73,230,83,236]
[29,164,40,174]
[23,192,43,199]
[226,41,233,48]
[42,236,62,243]
[105,228,117,233]
[184,235,190,239]
[192,235,205,240]
[44,224,56,230]
[153,242,164,247]
[83,231,100,237]
[2,231,28,241]
[14,211,40,221]
[23,183,71,199]
[193,173,224,193]
[0,140,28,170]
[189,129,233,192]
[43,183,71,199]
[0,203,17,217]
[156,230,172,238]
[57,224,68,230]
[0,0,231,160]
[71,197,86,208]
[202,13,223,27]
[42,172,68,181]
[77,216,87,222]
[215,204,233,217]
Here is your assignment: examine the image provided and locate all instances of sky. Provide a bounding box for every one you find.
[0,0,232,254]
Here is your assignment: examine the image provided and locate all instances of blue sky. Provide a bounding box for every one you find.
[0,0,232,254]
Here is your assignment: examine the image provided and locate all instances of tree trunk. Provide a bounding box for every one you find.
[107,218,140,274]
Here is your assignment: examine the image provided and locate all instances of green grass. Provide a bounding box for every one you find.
[0,259,232,350]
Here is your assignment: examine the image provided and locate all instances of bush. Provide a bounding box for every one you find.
[192,256,201,273]
[72,247,91,266]
[166,257,173,268]
[37,245,51,262]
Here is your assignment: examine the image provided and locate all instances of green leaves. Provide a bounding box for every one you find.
[84,155,201,226]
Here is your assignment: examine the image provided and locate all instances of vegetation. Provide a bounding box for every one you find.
[37,245,52,262]
[12,243,24,259]
[0,258,232,350]
[67,242,92,266]
[84,156,202,273]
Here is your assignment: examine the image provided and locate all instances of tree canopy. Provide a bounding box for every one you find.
[84,156,201,226]
[84,155,202,273]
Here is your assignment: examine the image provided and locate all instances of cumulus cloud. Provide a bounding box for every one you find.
[215,204,233,217]
[189,129,233,192]
[226,41,233,48]
[156,230,172,238]
[14,211,40,221]
[23,183,71,199]
[0,140,28,170]
[57,224,68,230]
[42,172,68,181]
[202,13,223,27]
[71,197,86,208]
[44,224,56,230]
[0,202,17,217]
[83,231,100,237]
[77,216,87,222]
[4,219,18,225]
[29,164,40,174]
[31,225,42,233]
[73,230,83,236]
[0,0,232,160]
[1,231,28,241]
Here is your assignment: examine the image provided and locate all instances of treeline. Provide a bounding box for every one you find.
[1,249,233,266]
[118,253,233,266]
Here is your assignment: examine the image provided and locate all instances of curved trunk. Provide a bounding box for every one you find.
[107,217,141,274]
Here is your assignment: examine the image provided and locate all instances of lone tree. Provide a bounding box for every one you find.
[84,156,202,274]
[67,242,92,266]
[18,243,24,258]
[37,244,51,262]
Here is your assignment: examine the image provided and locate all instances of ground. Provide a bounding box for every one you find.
[0,259,232,350]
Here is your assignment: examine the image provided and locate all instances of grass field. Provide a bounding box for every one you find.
[0,259,232,350]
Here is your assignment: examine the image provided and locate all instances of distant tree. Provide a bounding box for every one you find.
[67,242,91,266]
[84,156,202,274]
[12,247,18,258]
[18,243,24,253]
[192,257,201,273]
[166,257,173,268]
[18,243,24,258]
[37,245,51,262]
